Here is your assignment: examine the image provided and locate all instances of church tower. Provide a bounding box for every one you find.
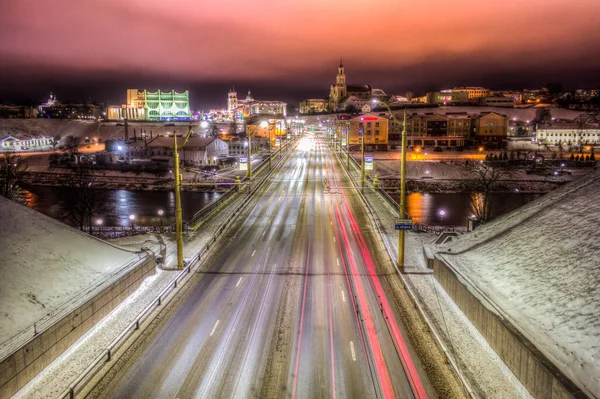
[329,60,347,111]
[227,87,238,119]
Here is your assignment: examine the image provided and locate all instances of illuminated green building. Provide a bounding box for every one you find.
[126,89,191,121]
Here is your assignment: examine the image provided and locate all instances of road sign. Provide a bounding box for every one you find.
[341,137,347,147]
[395,224,413,230]
[365,155,374,171]
[275,138,281,147]
[239,157,248,171]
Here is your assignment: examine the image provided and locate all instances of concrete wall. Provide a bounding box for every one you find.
[433,257,583,399]
[0,256,155,398]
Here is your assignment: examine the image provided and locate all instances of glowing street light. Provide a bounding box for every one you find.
[158,209,164,228]
[129,214,135,230]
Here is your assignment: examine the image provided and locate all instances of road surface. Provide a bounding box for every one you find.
[95,135,433,398]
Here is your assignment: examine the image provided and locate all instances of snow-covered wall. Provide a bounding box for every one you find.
[436,169,600,398]
[0,196,139,343]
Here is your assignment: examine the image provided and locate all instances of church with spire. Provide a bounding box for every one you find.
[327,60,372,112]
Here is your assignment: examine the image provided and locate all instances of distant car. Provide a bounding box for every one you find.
[433,147,443,152]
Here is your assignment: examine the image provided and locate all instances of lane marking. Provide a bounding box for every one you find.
[350,341,356,361]
[333,236,336,243]
[262,231,266,236]
[336,258,340,266]
[251,250,256,257]
[209,320,220,337]
[341,290,345,302]
[236,277,243,287]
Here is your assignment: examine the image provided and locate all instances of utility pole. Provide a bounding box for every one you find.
[246,125,253,179]
[346,121,350,170]
[173,134,184,270]
[173,125,194,270]
[361,134,365,192]
[398,109,407,272]
[373,100,409,272]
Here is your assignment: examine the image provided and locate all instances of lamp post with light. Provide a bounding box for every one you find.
[129,214,135,231]
[158,209,164,230]
[373,99,409,271]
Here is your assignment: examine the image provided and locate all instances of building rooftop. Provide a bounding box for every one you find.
[437,169,600,397]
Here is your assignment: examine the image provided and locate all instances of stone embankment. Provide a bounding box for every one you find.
[20,171,230,192]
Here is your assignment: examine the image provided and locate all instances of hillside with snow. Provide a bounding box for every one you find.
[437,169,600,397]
[0,196,139,344]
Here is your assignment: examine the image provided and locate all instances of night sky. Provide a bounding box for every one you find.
[1,0,599,110]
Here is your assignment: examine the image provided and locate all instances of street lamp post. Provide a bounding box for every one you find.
[129,214,135,231]
[373,100,408,271]
[361,133,365,192]
[158,209,164,230]
[96,218,103,234]
[346,121,350,170]
[246,125,253,180]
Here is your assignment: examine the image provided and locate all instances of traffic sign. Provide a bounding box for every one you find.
[239,157,248,171]
[395,224,413,231]
[365,155,374,171]
[341,137,347,147]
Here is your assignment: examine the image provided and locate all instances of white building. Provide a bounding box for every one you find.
[123,136,228,166]
[1,136,54,152]
[537,123,600,145]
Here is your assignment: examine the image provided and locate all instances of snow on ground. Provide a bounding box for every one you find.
[0,119,97,140]
[343,157,533,397]
[437,169,600,397]
[0,196,139,345]
[12,187,249,398]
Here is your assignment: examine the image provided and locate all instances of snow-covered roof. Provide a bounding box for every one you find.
[0,196,139,344]
[437,170,600,397]
[371,88,387,96]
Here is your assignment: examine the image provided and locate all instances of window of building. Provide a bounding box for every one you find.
[375,122,379,127]
[375,130,380,135]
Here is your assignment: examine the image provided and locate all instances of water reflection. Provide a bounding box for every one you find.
[19,186,220,227]
[402,191,540,226]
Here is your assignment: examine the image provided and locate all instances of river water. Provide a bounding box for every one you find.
[402,191,540,226]
[19,186,540,228]
[20,186,221,227]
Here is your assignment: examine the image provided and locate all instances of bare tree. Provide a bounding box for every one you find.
[461,160,514,222]
[65,165,107,233]
[53,135,61,149]
[64,135,81,156]
[0,153,28,201]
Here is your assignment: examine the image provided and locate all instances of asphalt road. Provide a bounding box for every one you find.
[97,135,432,399]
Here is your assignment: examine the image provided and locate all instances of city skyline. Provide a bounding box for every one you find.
[1,0,600,109]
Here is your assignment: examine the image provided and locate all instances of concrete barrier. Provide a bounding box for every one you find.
[433,257,582,399]
[0,256,155,398]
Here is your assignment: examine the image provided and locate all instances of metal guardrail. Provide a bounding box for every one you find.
[58,138,298,399]
[333,146,476,398]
